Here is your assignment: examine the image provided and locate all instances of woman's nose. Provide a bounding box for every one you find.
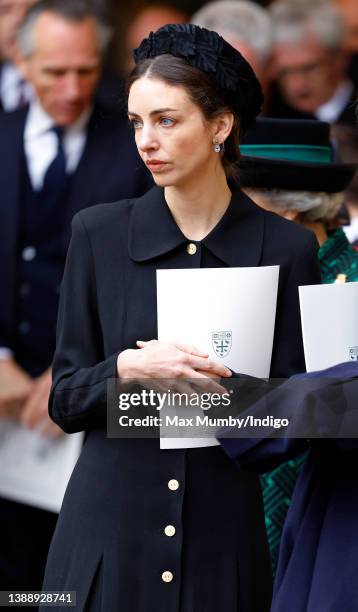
[137,126,159,152]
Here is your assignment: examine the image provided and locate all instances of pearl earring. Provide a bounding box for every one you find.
[213,140,222,153]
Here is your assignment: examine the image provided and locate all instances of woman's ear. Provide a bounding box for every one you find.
[212,112,234,145]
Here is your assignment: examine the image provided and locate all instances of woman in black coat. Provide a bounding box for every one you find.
[42,24,320,612]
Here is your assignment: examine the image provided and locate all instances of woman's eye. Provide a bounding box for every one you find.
[160,117,175,127]
[129,119,142,130]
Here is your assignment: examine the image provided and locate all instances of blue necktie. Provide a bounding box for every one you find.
[42,126,67,205]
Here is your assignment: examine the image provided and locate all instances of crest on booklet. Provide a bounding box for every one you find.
[349,346,358,361]
[212,331,232,358]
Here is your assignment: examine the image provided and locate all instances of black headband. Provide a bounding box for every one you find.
[133,23,263,135]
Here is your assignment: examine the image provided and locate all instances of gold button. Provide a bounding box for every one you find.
[164,525,176,537]
[186,243,197,255]
[168,479,179,491]
[162,571,174,583]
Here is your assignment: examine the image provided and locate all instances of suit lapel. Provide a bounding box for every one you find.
[0,64,3,112]
[0,108,27,322]
[65,108,109,223]
[0,108,27,254]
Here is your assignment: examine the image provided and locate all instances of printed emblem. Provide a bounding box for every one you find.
[212,331,232,358]
[348,346,358,361]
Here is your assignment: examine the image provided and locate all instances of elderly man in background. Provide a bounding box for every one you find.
[0,0,151,595]
[267,0,357,126]
[191,0,273,94]
[0,0,37,110]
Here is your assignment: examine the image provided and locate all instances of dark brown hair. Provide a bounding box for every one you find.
[127,54,241,179]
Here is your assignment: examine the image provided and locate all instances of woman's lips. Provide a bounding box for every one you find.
[146,160,169,172]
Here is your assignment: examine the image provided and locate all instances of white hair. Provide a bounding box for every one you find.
[191,0,273,61]
[269,0,345,51]
[250,188,344,223]
[17,0,112,57]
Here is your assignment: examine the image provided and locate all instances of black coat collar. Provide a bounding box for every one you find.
[128,183,265,267]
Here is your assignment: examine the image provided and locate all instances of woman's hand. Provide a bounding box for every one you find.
[117,339,232,380]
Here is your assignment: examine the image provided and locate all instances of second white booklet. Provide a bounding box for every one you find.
[157,266,279,448]
[299,281,358,372]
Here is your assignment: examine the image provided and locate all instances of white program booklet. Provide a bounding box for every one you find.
[0,421,83,513]
[157,266,280,448]
[299,281,358,372]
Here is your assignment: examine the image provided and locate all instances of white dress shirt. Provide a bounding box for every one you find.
[24,99,91,190]
[0,99,91,360]
[0,62,33,111]
[344,217,358,244]
[315,80,353,124]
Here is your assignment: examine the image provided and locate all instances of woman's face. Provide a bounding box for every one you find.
[128,76,222,188]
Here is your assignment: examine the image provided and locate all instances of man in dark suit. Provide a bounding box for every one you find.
[0,0,151,594]
[0,0,128,114]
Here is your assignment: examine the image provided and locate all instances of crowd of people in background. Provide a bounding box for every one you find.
[0,0,357,608]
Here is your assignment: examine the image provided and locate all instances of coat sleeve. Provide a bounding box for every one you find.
[218,362,358,473]
[49,212,119,434]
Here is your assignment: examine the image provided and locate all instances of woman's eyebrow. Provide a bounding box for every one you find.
[128,108,180,117]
